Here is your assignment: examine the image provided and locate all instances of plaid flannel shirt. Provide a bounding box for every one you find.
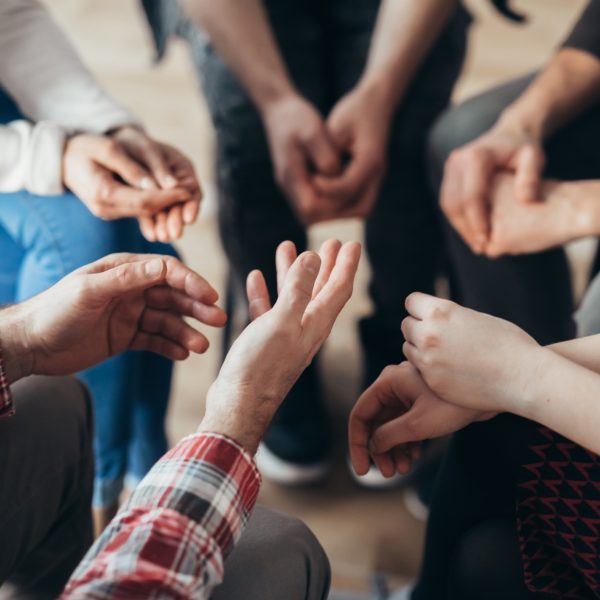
[0,348,14,418]
[62,432,261,599]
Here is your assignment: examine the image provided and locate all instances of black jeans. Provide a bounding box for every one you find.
[0,376,94,599]
[182,0,470,456]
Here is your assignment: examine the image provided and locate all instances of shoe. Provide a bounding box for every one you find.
[256,442,331,486]
[403,486,429,522]
[348,457,407,490]
[259,362,332,486]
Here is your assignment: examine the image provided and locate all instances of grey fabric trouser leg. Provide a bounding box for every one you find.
[0,376,94,600]
[212,506,331,600]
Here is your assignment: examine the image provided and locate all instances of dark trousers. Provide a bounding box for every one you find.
[413,76,600,598]
[183,1,470,452]
[0,376,94,599]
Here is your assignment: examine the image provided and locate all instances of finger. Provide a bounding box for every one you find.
[141,308,210,354]
[313,153,373,202]
[514,145,545,203]
[146,286,227,327]
[274,251,321,321]
[182,196,201,225]
[87,257,167,300]
[401,316,422,346]
[130,331,190,361]
[404,292,445,320]
[166,204,184,240]
[104,179,190,216]
[371,451,396,479]
[302,241,361,339]
[440,169,474,246]
[371,411,426,453]
[305,127,341,176]
[392,445,412,475]
[276,240,298,295]
[138,216,157,242]
[135,140,179,190]
[155,212,169,243]
[402,341,422,369]
[312,239,342,297]
[94,139,157,190]
[246,269,272,319]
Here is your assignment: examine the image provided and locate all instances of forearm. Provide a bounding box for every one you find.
[514,347,600,455]
[548,334,600,374]
[496,48,600,139]
[180,0,295,113]
[0,305,32,386]
[358,0,458,119]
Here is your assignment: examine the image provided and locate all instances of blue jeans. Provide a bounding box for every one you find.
[0,95,177,507]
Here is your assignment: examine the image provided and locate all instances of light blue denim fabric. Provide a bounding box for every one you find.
[0,92,177,508]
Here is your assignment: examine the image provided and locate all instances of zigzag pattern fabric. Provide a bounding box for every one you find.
[518,427,600,599]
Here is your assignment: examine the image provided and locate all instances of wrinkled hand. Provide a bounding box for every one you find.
[110,126,202,243]
[3,253,227,382]
[486,173,582,257]
[441,125,545,253]
[349,362,492,478]
[314,85,390,220]
[201,239,361,453]
[263,95,341,224]
[63,133,191,230]
[402,292,542,413]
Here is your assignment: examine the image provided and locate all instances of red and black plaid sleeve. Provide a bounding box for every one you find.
[62,432,261,599]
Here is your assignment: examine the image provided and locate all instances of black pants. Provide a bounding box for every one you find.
[0,376,94,600]
[413,75,600,598]
[183,0,470,456]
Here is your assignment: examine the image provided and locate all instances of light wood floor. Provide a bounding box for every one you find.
[48,0,588,593]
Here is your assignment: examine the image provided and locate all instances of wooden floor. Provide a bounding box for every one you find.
[48,0,587,594]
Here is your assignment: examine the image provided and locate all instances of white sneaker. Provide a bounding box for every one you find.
[403,487,429,522]
[256,442,331,486]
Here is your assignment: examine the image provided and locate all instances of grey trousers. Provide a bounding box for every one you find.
[213,506,331,600]
[0,376,94,600]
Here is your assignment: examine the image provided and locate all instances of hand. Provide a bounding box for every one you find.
[441,124,545,253]
[314,84,390,220]
[111,126,202,242]
[62,133,193,234]
[349,362,493,478]
[262,95,341,224]
[201,238,361,453]
[401,292,543,413]
[486,174,589,257]
[1,253,227,383]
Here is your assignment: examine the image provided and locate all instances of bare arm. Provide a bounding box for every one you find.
[179,0,294,114]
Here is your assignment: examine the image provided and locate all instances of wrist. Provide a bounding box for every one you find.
[256,81,300,119]
[0,304,34,385]
[199,381,277,455]
[556,181,600,238]
[355,74,399,123]
[495,104,547,142]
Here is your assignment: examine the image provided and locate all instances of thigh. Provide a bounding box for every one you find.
[212,507,330,600]
[0,377,93,591]
[412,414,534,600]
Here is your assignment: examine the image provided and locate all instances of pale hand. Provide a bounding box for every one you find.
[401,292,544,414]
[440,125,545,254]
[2,253,227,383]
[486,173,588,257]
[349,362,493,478]
[201,239,361,453]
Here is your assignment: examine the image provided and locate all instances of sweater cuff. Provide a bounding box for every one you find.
[26,121,66,196]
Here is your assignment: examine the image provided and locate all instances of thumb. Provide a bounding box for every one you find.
[305,124,341,176]
[88,258,166,300]
[514,144,545,203]
[371,412,423,455]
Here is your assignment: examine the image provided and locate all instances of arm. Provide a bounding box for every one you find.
[314,0,458,218]
[62,240,360,598]
[180,0,340,224]
[441,0,600,253]
[0,0,137,133]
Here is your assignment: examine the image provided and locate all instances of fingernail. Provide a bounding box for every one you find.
[140,177,156,190]
[144,258,164,278]
[303,253,320,274]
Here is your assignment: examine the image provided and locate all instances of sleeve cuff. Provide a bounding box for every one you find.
[26,121,66,196]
